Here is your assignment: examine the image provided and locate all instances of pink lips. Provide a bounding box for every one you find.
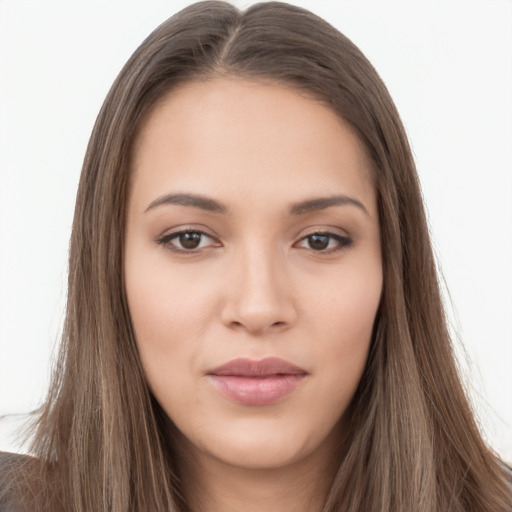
[207,357,307,405]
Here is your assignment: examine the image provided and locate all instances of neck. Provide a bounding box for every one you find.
[176,436,340,512]
[187,457,333,512]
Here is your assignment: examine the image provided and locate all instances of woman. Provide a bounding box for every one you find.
[0,1,510,511]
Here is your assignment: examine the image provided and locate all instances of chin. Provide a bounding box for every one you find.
[191,416,339,471]
[211,438,309,470]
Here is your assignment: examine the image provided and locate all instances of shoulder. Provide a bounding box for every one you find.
[0,451,37,512]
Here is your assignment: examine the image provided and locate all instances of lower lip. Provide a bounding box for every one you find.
[208,375,305,405]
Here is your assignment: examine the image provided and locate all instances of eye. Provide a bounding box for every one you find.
[296,232,352,252]
[156,229,219,252]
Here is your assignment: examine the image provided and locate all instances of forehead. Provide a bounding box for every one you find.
[129,78,376,216]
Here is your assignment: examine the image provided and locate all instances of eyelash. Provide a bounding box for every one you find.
[156,229,353,254]
[296,232,353,253]
[156,229,218,253]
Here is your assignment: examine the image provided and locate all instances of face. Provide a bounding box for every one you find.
[125,78,382,472]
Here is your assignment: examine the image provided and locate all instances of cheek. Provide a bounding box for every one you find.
[123,249,215,394]
[310,254,382,341]
[125,278,204,421]
[308,259,382,401]
[125,247,218,342]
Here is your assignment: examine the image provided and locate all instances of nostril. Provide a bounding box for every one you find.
[228,320,287,332]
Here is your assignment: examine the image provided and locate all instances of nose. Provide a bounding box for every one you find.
[221,243,297,335]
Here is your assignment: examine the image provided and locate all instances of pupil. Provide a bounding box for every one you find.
[179,232,201,249]
[308,234,329,250]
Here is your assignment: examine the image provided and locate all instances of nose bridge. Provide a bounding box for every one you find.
[240,240,280,301]
[222,237,295,333]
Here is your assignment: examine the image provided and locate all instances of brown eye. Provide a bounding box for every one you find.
[296,232,353,253]
[157,229,218,252]
[307,234,330,251]
[179,232,202,249]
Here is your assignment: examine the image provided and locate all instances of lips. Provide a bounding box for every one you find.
[207,357,307,405]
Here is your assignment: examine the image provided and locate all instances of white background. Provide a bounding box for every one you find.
[0,1,511,460]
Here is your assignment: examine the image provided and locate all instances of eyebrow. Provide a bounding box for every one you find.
[144,193,227,214]
[144,192,368,216]
[289,195,369,216]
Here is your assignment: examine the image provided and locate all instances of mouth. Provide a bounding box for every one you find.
[206,357,308,406]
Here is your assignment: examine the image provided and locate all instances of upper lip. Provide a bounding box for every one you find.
[207,357,308,377]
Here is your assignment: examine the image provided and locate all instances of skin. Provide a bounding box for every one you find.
[125,78,382,512]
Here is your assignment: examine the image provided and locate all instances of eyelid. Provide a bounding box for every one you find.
[154,224,352,254]
[155,226,221,253]
[293,227,353,253]
[297,225,350,238]
[294,225,351,242]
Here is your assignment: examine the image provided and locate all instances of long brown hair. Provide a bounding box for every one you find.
[3,2,510,511]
